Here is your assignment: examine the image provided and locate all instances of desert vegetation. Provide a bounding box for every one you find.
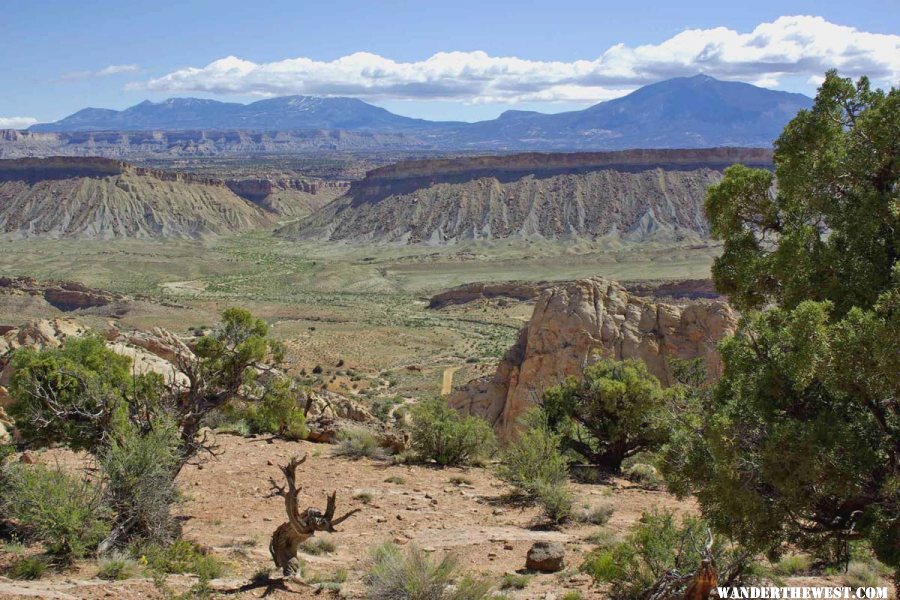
[0,71,896,599]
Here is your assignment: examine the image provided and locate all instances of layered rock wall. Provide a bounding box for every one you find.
[449,277,736,438]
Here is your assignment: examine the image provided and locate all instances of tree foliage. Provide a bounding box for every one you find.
[5,307,292,550]
[542,358,672,471]
[666,72,899,575]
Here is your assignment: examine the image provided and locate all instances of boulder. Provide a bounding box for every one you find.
[450,277,737,438]
[526,541,565,572]
[0,406,11,444]
[304,389,373,422]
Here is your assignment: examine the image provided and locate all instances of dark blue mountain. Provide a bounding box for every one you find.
[454,74,813,149]
[28,75,813,149]
[29,96,450,133]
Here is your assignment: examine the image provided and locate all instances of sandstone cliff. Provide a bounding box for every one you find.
[449,277,736,438]
[282,149,771,244]
[0,157,271,238]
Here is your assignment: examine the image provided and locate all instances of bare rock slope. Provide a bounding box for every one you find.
[0,157,272,239]
[283,148,771,244]
[449,277,737,438]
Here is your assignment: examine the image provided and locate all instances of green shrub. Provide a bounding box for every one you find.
[97,555,138,580]
[245,378,308,440]
[581,509,747,599]
[561,592,584,600]
[773,554,811,576]
[623,463,664,490]
[7,556,47,580]
[535,483,574,523]
[365,542,492,600]
[499,573,529,589]
[0,463,110,559]
[409,398,495,467]
[842,561,880,588]
[100,418,181,546]
[134,539,225,581]
[334,427,386,460]
[496,412,568,497]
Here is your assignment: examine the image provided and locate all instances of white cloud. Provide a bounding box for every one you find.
[0,116,38,129]
[61,64,140,81]
[137,16,900,104]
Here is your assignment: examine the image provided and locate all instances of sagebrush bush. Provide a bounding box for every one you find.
[623,463,664,490]
[133,539,225,581]
[409,398,495,467]
[535,483,574,523]
[575,503,614,526]
[97,554,138,580]
[334,427,386,460]
[100,418,181,547]
[365,542,492,600]
[6,556,47,580]
[0,462,110,559]
[497,412,568,496]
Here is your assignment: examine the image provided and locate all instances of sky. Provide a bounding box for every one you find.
[2,0,899,127]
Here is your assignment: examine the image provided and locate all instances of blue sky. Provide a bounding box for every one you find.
[2,0,899,126]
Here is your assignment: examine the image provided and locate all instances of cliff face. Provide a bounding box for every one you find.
[284,149,771,244]
[449,277,737,439]
[0,157,271,239]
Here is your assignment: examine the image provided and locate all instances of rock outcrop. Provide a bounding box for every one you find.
[0,318,192,387]
[449,277,736,438]
[0,276,127,311]
[283,149,771,244]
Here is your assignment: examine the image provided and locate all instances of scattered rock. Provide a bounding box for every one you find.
[526,541,565,572]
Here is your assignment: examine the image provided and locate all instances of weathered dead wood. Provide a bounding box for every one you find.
[268,454,360,576]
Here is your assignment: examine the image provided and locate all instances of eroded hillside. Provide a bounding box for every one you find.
[283,148,772,244]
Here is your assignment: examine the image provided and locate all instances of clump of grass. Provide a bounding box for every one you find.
[448,476,472,486]
[623,463,664,490]
[574,503,614,526]
[353,490,376,504]
[97,555,139,581]
[384,476,406,484]
[842,561,881,588]
[583,529,617,548]
[334,427,387,460]
[7,556,48,580]
[365,542,492,600]
[500,573,530,589]
[561,592,583,600]
[772,554,811,576]
[300,537,337,555]
[133,539,225,581]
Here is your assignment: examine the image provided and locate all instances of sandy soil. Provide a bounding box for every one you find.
[0,434,694,600]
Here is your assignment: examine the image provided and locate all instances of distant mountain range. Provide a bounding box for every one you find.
[24,75,812,151]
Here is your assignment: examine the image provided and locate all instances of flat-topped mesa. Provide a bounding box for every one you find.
[360,148,773,185]
[284,148,771,244]
[0,157,271,239]
[449,277,737,439]
[0,156,223,187]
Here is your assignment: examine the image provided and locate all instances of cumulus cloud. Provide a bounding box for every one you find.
[0,116,38,129]
[61,64,140,81]
[137,16,900,104]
